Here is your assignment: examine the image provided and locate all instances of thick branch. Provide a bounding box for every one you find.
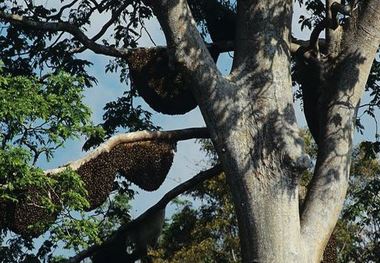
[45,127,209,175]
[309,2,351,53]
[356,0,380,42]
[301,1,380,261]
[65,164,222,263]
[150,0,229,97]
[291,37,326,53]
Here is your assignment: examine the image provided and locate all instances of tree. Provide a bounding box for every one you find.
[0,71,96,262]
[0,0,379,262]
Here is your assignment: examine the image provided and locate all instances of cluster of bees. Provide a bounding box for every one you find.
[0,141,175,237]
[128,47,197,115]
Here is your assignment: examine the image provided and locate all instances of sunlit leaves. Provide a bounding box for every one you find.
[0,71,94,162]
[0,71,99,260]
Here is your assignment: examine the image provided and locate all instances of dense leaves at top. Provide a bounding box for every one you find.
[0,0,158,143]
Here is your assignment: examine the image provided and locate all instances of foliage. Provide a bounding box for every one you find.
[334,145,380,263]
[0,0,158,142]
[151,174,240,263]
[296,0,325,30]
[0,70,94,209]
[0,71,121,262]
[83,91,159,151]
[0,71,97,162]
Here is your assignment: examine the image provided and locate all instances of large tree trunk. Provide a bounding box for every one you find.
[151,0,380,262]
[193,1,306,260]
[175,0,306,260]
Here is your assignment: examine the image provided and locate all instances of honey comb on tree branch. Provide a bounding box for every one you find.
[128,48,197,115]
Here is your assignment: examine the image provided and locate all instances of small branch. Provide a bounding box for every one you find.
[0,11,130,58]
[93,7,125,41]
[71,2,130,54]
[46,0,80,20]
[309,2,352,53]
[65,164,222,263]
[45,127,209,175]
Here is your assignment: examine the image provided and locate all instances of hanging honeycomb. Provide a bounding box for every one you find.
[128,48,197,114]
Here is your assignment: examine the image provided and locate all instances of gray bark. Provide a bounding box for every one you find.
[150,0,379,261]
[301,1,380,261]
[153,0,307,262]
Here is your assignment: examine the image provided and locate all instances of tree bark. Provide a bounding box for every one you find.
[151,0,380,262]
[152,0,310,261]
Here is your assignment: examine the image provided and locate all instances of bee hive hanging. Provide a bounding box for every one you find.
[77,152,117,211]
[9,189,58,237]
[76,141,175,210]
[110,141,175,191]
[128,48,197,115]
[2,140,176,237]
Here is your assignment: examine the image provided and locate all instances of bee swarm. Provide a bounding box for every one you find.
[128,48,197,115]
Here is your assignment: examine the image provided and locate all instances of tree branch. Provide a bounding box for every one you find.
[309,2,351,53]
[45,127,210,176]
[300,1,380,260]
[0,9,237,60]
[149,0,229,97]
[0,11,131,58]
[65,164,222,263]
[71,2,130,54]
[291,36,326,53]
[45,0,80,20]
[0,8,314,64]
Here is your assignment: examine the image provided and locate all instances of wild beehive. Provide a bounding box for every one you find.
[128,48,197,114]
